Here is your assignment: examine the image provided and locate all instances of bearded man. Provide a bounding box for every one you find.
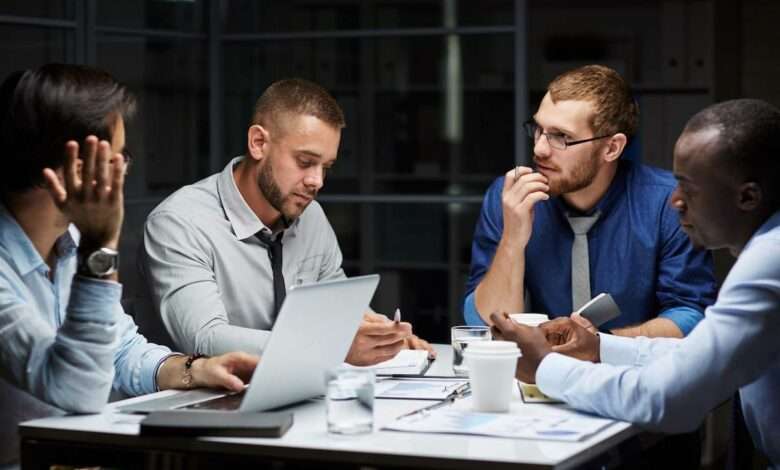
[141,79,433,365]
[465,65,716,339]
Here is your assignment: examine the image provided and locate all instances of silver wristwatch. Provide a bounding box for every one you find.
[79,247,120,278]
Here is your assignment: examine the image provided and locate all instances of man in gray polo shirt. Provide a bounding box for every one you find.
[142,78,433,365]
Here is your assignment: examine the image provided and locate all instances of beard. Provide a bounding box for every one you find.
[543,150,600,196]
[257,157,314,224]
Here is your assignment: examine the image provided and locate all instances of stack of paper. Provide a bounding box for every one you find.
[345,349,431,375]
[384,408,615,442]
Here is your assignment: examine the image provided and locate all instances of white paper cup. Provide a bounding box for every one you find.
[464,341,521,413]
[509,313,549,327]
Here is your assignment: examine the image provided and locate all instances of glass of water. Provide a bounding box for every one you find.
[325,367,375,434]
[451,325,492,376]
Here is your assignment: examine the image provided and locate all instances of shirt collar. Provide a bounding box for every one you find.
[216,156,301,241]
[553,159,629,219]
[0,203,77,276]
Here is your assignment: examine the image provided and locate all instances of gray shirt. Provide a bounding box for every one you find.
[142,157,345,356]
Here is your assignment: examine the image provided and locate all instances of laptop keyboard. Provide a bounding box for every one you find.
[186,391,245,410]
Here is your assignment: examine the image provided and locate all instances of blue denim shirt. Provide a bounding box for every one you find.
[0,204,170,414]
[464,160,717,334]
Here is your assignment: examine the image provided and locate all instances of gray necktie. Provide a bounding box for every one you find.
[566,211,601,311]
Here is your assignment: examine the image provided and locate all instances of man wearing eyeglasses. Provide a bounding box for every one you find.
[464,65,716,339]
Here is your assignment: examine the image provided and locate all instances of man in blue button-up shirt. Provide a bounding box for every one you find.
[0,65,258,465]
[491,98,780,467]
[465,65,716,338]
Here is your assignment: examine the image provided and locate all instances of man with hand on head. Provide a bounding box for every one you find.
[0,65,259,465]
[491,99,780,467]
[141,78,433,365]
[465,65,716,338]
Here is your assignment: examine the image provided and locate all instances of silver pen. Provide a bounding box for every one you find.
[393,308,401,324]
[395,382,471,420]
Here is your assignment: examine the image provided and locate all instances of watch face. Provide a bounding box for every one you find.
[87,248,119,276]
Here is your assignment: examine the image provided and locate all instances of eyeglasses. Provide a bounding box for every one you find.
[524,120,612,150]
[120,148,133,173]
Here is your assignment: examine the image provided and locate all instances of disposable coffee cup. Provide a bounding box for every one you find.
[509,313,549,327]
[464,341,521,413]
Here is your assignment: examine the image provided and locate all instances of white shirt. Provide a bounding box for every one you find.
[537,211,780,467]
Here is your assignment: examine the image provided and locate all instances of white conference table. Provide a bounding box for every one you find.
[19,344,637,470]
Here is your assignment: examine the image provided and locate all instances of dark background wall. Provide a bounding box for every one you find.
[1,0,778,345]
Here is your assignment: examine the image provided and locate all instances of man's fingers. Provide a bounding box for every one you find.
[64,141,81,196]
[489,311,516,333]
[503,166,534,190]
[41,168,67,204]
[81,136,98,198]
[109,153,126,204]
[95,141,112,198]
[571,313,598,335]
[358,320,412,337]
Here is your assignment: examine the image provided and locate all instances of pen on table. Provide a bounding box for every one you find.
[395,383,471,420]
[393,308,401,324]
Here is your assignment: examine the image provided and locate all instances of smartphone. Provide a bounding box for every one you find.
[575,293,621,327]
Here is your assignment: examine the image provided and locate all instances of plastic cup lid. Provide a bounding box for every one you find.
[463,340,520,357]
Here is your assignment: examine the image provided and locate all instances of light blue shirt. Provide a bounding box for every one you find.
[0,204,170,463]
[536,211,780,466]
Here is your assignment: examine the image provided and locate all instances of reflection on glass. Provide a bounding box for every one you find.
[0,0,75,19]
[220,0,513,33]
[96,34,208,197]
[96,0,204,32]
[0,26,74,78]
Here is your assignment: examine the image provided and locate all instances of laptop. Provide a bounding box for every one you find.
[118,274,380,414]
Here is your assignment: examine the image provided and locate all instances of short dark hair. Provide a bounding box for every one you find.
[685,98,780,209]
[250,78,345,135]
[548,65,639,138]
[0,64,135,194]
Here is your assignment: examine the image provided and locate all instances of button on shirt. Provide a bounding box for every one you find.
[142,157,345,356]
[464,160,717,334]
[537,211,780,466]
[0,205,170,464]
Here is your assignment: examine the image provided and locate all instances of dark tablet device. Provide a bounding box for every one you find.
[140,410,293,438]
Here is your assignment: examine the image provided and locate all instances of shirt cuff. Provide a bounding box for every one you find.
[658,306,704,336]
[536,352,581,400]
[143,348,177,394]
[599,333,640,366]
[154,352,186,392]
[70,275,123,323]
[463,292,487,326]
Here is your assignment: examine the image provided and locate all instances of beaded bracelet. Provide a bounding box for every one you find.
[182,353,208,388]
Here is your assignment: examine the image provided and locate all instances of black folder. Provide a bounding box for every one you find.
[140,410,294,438]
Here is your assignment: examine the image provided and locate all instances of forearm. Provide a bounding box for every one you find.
[192,322,271,356]
[8,277,122,413]
[474,239,525,323]
[611,317,683,338]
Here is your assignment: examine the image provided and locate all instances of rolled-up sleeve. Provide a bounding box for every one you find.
[0,275,121,413]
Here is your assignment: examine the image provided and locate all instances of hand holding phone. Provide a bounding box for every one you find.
[575,293,621,327]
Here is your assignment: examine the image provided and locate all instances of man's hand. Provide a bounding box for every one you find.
[159,352,260,392]
[489,312,552,384]
[42,136,125,251]
[500,166,549,249]
[404,334,436,359]
[539,316,600,363]
[345,312,412,366]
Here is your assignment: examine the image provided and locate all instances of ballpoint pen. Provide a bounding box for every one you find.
[395,383,471,420]
[393,308,401,324]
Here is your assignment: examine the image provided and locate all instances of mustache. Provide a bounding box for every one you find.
[533,158,559,172]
